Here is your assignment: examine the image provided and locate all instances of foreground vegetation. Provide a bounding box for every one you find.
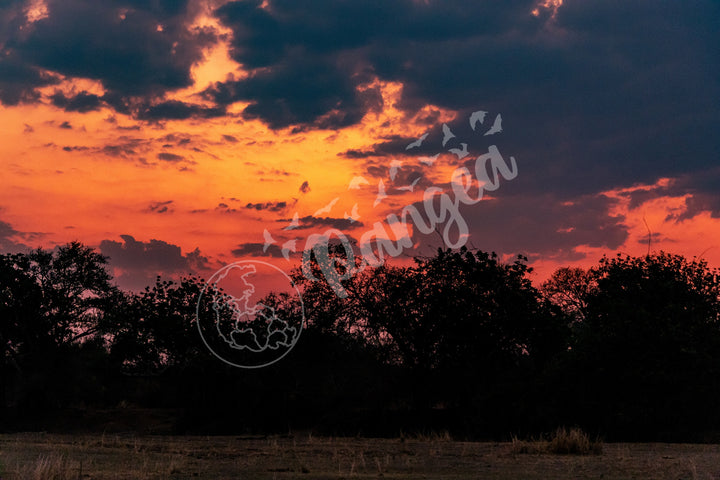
[2,432,720,480]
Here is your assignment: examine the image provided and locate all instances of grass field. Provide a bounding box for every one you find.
[2,432,720,479]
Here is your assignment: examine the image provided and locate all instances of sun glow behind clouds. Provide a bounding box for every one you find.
[25,0,48,24]
[531,0,563,18]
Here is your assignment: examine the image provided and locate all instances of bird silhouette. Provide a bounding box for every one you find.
[405,132,429,150]
[389,159,403,181]
[348,176,370,189]
[484,114,502,136]
[284,212,300,230]
[281,239,297,260]
[374,180,387,207]
[313,197,339,217]
[469,110,487,131]
[397,177,421,192]
[344,203,361,222]
[262,229,276,252]
[449,143,469,159]
[419,154,440,166]
[442,124,456,147]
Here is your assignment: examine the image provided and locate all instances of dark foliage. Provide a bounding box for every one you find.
[2,244,720,441]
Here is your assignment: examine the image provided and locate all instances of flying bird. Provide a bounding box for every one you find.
[374,180,387,207]
[442,123,456,147]
[281,239,297,261]
[449,143,469,159]
[469,110,487,131]
[484,114,502,136]
[389,159,403,181]
[313,197,339,217]
[284,212,300,230]
[344,203,361,222]
[262,229,276,252]
[405,132,429,150]
[419,154,440,166]
[397,177,422,192]
[348,176,370,189]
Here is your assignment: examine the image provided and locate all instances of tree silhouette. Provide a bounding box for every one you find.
[557,252,720,438]
[0,242,118,411]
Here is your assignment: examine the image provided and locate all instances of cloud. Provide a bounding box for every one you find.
[618,168,720,223]
[157,152,185,162]
[245,201,287,212]
[50,90,102,113]
[231,242,285,258]
[145,200,174,214]
[299,181,310,194]
[276,215,362,231]
[0,219,29,252]
[201,0,719,208]
[0,53,60,105]
[99,234,209,290]
[0,0,216,115]
[401,190,628,264]
[136,99,226,120]
[100,138,145,158]
[16,0,212,94]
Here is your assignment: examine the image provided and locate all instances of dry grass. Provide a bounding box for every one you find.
[511,427,602,455]
[17,454,71,480]
[0,432,718,479]
[548,427,602,455]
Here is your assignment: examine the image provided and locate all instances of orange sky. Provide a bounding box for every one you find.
[1,0,719,292]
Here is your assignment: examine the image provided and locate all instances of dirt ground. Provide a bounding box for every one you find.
[2,432,720,479]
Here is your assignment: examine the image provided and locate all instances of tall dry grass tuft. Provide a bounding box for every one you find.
[548,427,602,455]
[510,427,602,455]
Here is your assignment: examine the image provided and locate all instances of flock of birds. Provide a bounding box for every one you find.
[262,111,503,260]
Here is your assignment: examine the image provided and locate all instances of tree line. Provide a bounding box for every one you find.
[1,241,720,441]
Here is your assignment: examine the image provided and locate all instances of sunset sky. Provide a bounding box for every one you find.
[1,0,718,292]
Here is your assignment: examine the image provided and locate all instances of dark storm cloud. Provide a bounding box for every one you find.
[207,0,718,212]
[0,54,60,105]
[0,0,217,120]
[13,0,212,96]
[99,234,209,290]
[206,0,542,129]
